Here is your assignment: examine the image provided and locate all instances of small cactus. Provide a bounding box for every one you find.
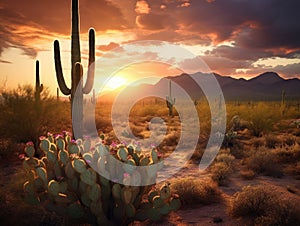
[166,79,175,117]
[35,60,43,103]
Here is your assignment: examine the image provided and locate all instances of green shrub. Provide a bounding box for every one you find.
[0,85,71,150]
[242,103,279,137]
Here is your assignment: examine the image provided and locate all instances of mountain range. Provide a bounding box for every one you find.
[101,72,300,102]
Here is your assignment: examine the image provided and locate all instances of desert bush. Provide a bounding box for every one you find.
[0,85,71,151]
[241,103,279,137]
[247,148,283,178]
[285,161,300,179]
[170,177,220,207]
[230,185,300,226]
[210,162,233,185]
[240,169,256,180]
[252,137,265,149]
[215,152,235,166]
[230,185,276,218]
[285,136,296,146]
[265,134,280,149]
[274,145,300,164]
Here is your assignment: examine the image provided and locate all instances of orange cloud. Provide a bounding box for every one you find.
[135,0,151,14]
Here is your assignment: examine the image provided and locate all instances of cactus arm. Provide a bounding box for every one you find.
[71,0,81,67]
[83,28,95,94]
[54,40,71,95]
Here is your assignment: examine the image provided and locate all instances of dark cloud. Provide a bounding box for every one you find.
[206,45,273,61]
[139,0,300,62]
[0,0,127,60]
[200,55,254,75]
[1,0,300,78]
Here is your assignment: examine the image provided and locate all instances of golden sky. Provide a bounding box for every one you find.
[1,0,300,94]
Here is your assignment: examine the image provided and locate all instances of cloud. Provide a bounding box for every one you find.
[136,13,171,30]
[0,59,12,64]
[1,0,300,78]
[206,45,273,61]
[135,0,151,14]
[97,42,120,52]
[0,0,127,59]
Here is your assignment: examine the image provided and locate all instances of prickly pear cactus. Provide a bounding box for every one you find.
[22,132,181,225]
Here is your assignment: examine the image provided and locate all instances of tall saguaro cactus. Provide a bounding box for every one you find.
[35,60,43,103]
[166,80,175,117]
[54,0,95,138]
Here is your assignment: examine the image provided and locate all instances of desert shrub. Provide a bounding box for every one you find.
[230,185,276,218]
[215,152,235,166]
[242,103,279,137]
[265,134,280,149]
[252,137,265,149]
[0,138,25,159]
[210,162,233,185]
[170,177,220,207]
[285,136,296,146]
[230,185,300,226]
[285,161,300,179]
[0,85,71,148]
[240,169,256,180]
[229,146,246,159]
[274,145,300,164]
[247,148,283,178]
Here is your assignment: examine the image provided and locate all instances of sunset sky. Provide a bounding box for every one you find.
[1,0,300,95]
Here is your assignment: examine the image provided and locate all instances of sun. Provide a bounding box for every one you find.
[105,76,128,90]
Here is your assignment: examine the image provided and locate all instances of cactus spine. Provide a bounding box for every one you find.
[54,0,95,138]
[35,60,43,103]
[166,80,175,117]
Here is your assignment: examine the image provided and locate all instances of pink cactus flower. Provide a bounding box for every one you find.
[18,154,25,160]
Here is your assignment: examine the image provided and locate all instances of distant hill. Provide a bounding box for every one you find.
[99,72,300,102]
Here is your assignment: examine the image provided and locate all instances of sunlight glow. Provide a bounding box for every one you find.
[105,76,127,90]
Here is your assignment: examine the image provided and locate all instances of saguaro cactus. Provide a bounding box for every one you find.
[35,60,43,103]
[281,89,286,116]
[56,87,59,101]
[166,80,175,117]
[91,89,96,105]
[54,0,95,138]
